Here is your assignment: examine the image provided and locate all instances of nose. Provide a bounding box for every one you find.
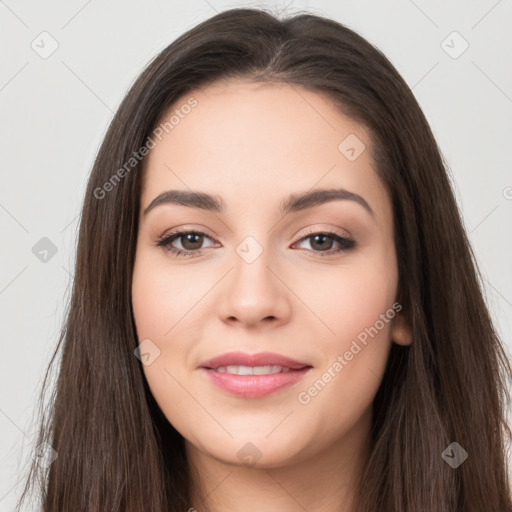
[218,243,292,329]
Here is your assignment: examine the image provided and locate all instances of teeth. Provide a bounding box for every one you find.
[214,365,292,375]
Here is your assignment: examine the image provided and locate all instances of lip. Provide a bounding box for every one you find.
[199,351,311,370]
[198,351,313,398]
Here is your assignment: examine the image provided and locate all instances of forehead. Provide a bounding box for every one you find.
[140,79,389,224]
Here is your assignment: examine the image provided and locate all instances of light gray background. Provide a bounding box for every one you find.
[1,0,511,510]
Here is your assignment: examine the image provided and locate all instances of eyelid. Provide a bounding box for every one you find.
[157,224,351,246]
[156,218,358,258]
[290,226,355,255]
[158,224,219,242]
[293,224,352,242]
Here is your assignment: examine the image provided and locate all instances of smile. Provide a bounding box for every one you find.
[212,365,293,375]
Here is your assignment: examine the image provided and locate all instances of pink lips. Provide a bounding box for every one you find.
[200,351,310,370]
[199,351,313,398]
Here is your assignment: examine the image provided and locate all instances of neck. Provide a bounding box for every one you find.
[185,407,372,512]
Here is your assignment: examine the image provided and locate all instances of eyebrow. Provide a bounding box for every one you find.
[143,187,375,218]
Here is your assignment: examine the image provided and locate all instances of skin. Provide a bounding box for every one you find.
[131,78,412,512]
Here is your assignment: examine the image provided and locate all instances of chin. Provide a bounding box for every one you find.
[192,434,308,469]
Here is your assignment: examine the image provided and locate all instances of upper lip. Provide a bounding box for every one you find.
[199,351,312,370]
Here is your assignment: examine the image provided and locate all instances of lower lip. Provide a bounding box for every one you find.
[200,367,312,398]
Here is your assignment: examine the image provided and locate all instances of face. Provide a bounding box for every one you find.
[131,79,411,469]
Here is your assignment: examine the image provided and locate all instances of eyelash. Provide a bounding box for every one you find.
[156,227,355,259]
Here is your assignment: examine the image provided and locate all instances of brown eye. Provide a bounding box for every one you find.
[309,234,335,251]
[179,233,204,250]
[293,231,355,257]
[157,230,216,258]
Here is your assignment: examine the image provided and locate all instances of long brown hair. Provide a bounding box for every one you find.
[15,7,512,511]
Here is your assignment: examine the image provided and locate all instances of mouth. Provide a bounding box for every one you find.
[198,352,313,398]
[209,365,304,375]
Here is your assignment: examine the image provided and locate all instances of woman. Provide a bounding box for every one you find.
[16,7,512,512]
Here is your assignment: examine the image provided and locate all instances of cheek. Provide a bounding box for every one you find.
[131,256,197,435]
[294,252,397,405]
[131,249,202,340]
[297,251,397,347]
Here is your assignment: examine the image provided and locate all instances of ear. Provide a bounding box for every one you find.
[391,311,413,346]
